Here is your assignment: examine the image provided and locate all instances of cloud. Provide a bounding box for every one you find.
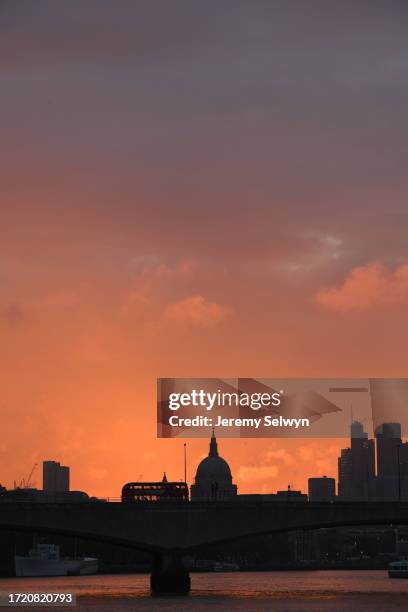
[297,444,339,478]
[237,465,279,483]
[121,259,196,321]
[282,233,343,274]
[145,261,194,281]
[164,295,231,327]
[87,466,109,481]
[314,262,408,312]
[298,446,315,462]
[264,449,294,466]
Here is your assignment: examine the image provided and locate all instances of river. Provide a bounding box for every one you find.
[1,570,408,610]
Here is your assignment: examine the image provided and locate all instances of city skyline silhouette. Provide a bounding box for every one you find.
[1,0,408,501]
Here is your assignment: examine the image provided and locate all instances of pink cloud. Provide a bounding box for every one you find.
[164,295,231,327]
[237,465,279,483]
[148,261,194,281]
[264,448,294,466]
[314,262,408,312]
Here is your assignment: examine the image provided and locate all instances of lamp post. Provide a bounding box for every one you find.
[397,443,402,502]
[184,443,187,485]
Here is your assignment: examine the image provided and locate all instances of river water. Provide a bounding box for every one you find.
[1,571,408,611]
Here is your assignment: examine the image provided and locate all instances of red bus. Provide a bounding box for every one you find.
[121,481,189,502]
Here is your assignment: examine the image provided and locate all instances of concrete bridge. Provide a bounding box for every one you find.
[1,500,408,593]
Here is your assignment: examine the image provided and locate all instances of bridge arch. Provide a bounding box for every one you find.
[190,515,408,552]
[0,522,161,554]
[2,500,408,553]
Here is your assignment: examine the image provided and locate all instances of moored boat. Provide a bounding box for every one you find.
[213,561,240,572]
[15,543,99,577]
[388,560,408,578]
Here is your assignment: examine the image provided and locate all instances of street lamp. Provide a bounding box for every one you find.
[397,443,402,502]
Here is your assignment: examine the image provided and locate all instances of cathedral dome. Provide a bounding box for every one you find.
[191,433,237,501]
[195,453,232,484]
[195,434,232,485]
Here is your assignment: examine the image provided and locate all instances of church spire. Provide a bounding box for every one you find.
[209,428,218,457]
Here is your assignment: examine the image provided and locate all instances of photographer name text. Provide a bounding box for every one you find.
[168,415,310,429]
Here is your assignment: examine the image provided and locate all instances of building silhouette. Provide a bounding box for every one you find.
[190,435,308,503]
[43,461,70,493]
[338,421,375,500]
[338,447,352,499]
[398,443,408,500]
[274,486,307,501]
[308,476,335,502]
[337,421,408,501]
[375,423,402,500]
[190,433,237,500]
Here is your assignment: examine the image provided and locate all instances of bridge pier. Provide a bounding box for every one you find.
[150,551,190,596]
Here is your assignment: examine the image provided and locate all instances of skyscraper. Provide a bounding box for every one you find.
[351,421,367,439]
[398,442,408,501]
[338,422,375,500]
[43,461,70,493]
[375,423,402,500]
[338,447,352,499]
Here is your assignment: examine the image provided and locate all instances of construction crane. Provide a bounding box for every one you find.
[25,463,37,488]
[16,463,38,489]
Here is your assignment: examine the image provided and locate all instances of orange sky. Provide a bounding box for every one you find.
[1,2,408,497]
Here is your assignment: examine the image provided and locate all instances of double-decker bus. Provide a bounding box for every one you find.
[121,481,189,502]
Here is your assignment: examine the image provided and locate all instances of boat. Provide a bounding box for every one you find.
[78,557,99,575]
[213,561,240,572]
[388,560,408,578]
[15,543,98,577]
[193,560,240,572]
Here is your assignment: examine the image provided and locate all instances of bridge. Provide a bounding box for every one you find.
[1,500,408,593]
